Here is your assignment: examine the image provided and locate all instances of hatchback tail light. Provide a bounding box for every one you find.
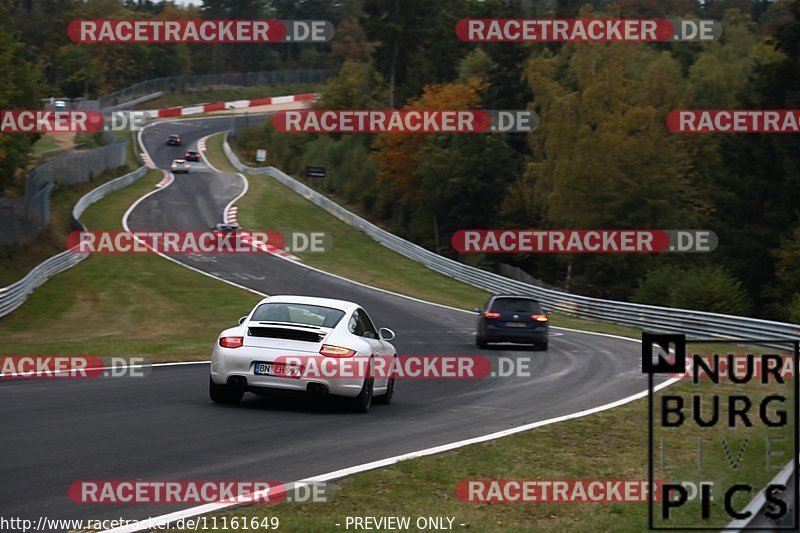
[320,344,356,358]
[483,312,501,318]
[531,314,548,322]
[219,336,244,348]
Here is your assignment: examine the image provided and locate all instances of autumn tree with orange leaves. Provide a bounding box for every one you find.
[373,78,485,207]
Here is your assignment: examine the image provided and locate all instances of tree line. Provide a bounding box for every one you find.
[0,0,797,321]
[233,0,800,322]
[0,0,346,194]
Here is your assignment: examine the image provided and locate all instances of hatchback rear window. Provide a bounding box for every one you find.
[490,298,542,314]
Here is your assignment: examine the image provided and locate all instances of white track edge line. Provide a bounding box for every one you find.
[123,122,268,299]
[103,124,677,533]
[196,133,249,225]
[103,364,679,533]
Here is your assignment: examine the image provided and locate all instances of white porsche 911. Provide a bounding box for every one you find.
[210,295,397,413]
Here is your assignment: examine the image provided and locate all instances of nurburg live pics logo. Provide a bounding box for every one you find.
[643,333,799,530]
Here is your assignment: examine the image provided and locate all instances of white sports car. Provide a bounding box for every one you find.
[210,295,397,413]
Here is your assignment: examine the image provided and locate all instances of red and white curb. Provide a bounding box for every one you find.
[241,232,299,261]
[224,205,298,261]
[143,93,318,119]
[200,136,298,263]
[116,122,674,533]
[141,151,156,169]
[155,169,173,188]
[225,206,238,224]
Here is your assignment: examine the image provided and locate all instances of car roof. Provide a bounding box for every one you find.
[491,295,540,302]
[254,295,360,313]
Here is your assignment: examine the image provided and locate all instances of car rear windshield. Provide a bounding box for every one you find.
[250,303,345,328]
[490,298,543,314]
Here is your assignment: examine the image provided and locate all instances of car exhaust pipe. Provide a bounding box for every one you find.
[227,376,247,389]
[307,383,328,395]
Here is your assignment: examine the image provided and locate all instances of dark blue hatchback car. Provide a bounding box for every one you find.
[474,295,549,350]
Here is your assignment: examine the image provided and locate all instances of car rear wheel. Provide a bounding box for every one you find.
[476,336,488,349]
[536,342,548,351]
[209,377,243,404]
[352,376,374,413]
[375,373,396,405]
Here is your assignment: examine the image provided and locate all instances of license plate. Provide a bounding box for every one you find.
[254,362,302,378]
[505,322,527,328]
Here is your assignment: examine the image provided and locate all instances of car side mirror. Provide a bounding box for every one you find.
[379,327,396,341]
[238,316,248,325]
[472,307,482,313]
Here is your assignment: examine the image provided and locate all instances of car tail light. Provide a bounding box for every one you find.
[219,336,244,348]
[320,344,356,358]
[483,311,501,318]
[531,314,548,322]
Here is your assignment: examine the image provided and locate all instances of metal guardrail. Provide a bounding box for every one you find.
[222,133,800,342]
[725,456,798,531]
[104,91,164,113]
[1,135,127,245]
[0,166,147,319]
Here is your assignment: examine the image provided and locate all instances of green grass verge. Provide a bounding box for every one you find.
[0,127,144,287]
[5,121,785,532]
[206,132,490,311]
[135,85,321,110]
[0,169,260,360]
[31,134,59,153]
[185,133,795,532]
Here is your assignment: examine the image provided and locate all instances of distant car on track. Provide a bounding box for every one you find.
[170,159,190,173]
[184,150,201,162]
[166,134,182,146]
[474,295,549,350]
[212,222,241,235]
[210,295,397,412]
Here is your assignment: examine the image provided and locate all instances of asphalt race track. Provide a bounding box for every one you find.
[0,116,660,529]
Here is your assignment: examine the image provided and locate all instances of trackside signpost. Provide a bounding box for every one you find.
[643,333,799,530]
[306,166,326,178]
